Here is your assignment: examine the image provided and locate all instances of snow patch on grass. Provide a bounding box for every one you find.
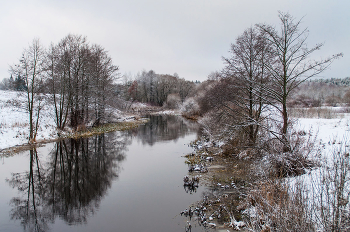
[0,90,57,150]
[295,116,350,162]
[0,90,135,151]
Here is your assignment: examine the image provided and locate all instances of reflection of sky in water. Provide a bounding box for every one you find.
[0,116,209,232]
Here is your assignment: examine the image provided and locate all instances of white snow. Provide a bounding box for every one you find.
[0,90,148,151]
[290,115,350,230]
[0,90,57,150]
[295,115,350,162]
[296,117,350,144]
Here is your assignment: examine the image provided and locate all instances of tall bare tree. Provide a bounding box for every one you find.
[47,43,68,130]
[220,27,272,146]
[11,39,46,142]
[89,44,119,124]
[257,12,342,151]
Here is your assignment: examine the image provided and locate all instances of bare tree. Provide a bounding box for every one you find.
[89,44,119,124]
[47,43,68,130]
[46,35,120,130]
[257,12,342,151]
[10,39,46,142]
[218,27,272,146]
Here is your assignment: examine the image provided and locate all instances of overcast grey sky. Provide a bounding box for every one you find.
[0,0,348,82]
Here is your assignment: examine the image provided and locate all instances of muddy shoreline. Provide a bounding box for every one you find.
[181,140,258,231]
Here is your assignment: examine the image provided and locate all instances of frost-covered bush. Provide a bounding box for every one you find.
[243,138,350,231]
[164,93,181,109]
[180,97,200,118]
[263,127,318,177]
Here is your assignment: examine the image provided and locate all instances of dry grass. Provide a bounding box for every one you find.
[11,122,29,128]
[242,179,315,232]
[66,119,149,139]
[288,107,350,119]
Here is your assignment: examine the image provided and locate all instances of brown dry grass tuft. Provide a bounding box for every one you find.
[241,179,315,231]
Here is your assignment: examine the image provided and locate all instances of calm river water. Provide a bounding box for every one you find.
[0,115,213,232]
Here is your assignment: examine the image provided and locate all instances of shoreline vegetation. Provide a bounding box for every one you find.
[0,118,148,156]
[180,108,350,231]
[1,11,348,231]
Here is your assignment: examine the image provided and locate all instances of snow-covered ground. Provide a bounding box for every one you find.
[290,115,350,230]
[297,117,350,141]
[0,90,57,150]
[295,115,350,162]
[0,90,176,151]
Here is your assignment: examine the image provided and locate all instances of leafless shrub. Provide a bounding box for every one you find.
[221,129,251,156]
[263,125,319,177]
[198,111,254,155]
[11,122,29,128]
[310,138,350,231]
[5,99,22,108]
[164,93,181,109]
[180,97,200,119]
[198,113,223,142]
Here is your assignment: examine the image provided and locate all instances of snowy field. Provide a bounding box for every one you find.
[295,115,350,162]
[290,114,350,230]
[0,90,57,150]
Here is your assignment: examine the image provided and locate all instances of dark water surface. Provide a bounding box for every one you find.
[0,115,211,232]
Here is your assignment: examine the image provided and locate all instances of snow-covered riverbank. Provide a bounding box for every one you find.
[0,90,148,151]
[0,90,57,150]
[1,89,350,155]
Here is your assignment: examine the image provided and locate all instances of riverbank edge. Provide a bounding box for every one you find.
[0,118,149,157]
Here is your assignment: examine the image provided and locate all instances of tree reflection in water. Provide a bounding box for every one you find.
[134,115,199,146]
[7,132,130,232]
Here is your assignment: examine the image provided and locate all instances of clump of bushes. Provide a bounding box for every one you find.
[288,94,321,108]
[180,97,200,119]
[164,93,181,110]
[241,179,315,231]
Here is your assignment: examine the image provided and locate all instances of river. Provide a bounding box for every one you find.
[0,115,215,232]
